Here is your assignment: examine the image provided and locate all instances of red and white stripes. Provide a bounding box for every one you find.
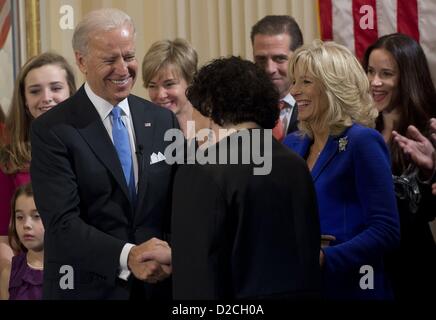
[318,0,436,82]
[0,0,11,50]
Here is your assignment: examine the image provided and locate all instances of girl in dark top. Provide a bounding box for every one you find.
[0,183,44,300]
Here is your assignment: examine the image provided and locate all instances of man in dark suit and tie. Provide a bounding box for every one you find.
[251,15,303,141]
[30,8,175,299]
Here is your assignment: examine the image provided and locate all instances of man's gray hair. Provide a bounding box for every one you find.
[72,8,136,54]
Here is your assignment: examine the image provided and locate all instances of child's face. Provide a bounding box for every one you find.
[15,195,44,252]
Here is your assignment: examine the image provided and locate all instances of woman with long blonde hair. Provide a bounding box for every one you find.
[284,40,400,300]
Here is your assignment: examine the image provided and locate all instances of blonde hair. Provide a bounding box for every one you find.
[142,38,198,87]
[0,52,76,173]
[289,40,377,138]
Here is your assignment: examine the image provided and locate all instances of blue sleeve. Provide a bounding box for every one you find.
[283,132,304,151]
[323,128,400,273]
[283,134,293,147]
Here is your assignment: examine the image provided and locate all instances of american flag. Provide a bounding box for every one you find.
[0,0,11,50]
[318,0,436,82]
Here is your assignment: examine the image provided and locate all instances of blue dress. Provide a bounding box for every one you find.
[284,123,400,300]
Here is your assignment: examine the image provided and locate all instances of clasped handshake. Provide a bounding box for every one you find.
[127,238,172,283]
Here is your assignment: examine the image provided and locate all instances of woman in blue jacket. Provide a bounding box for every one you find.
[284,40,400,300]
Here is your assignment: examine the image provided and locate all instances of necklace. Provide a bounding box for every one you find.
[311,145,322,157]
[27,261,43,270]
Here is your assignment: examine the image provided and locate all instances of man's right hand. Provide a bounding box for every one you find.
[127,238,171,283]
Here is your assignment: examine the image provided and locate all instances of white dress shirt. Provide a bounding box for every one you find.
[280,93,296,134]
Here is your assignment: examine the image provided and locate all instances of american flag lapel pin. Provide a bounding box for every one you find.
[144,122,152,127]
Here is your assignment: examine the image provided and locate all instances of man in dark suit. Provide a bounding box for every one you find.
[251,15,303,140]
[30,8,175,299]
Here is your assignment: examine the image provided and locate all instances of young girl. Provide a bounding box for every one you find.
[0,183,44,300]
[0,52,75,269]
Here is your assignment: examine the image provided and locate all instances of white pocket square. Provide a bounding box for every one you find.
[150,152,166,164]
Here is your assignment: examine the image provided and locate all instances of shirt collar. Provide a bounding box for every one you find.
[282,93,296,107]
[84,82,130,121]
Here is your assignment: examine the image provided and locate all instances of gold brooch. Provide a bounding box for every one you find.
[338,136,348,152]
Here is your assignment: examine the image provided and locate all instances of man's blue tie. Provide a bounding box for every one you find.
[111,106,136,202]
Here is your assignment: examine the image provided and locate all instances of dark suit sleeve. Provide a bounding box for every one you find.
[323,129,400,273]
[287,104,299,134]
[30,120,125,284]
[160,109,180,243]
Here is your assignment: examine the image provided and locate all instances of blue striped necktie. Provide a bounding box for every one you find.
[111,106,136,202]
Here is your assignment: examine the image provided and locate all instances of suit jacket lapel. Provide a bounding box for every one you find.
[312,127,352,181]
[287,103,299,134]
[289,129,350,181]
[311,136,338,181]
[129,98,155,215]
[291,134,311,158]
[71,87,130,201]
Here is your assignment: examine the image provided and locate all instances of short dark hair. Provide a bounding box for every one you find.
[187,56,280,129]
[250,15,303,51]
[362,33,436,174]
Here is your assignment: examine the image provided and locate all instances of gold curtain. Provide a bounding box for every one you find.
[25,0,41,59]
[39,0,319,98]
